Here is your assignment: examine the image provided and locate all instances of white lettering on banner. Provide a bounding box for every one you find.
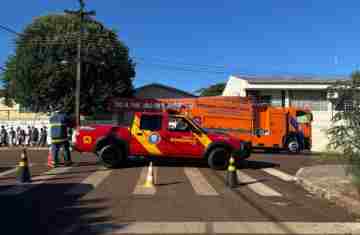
[111,100,194,112]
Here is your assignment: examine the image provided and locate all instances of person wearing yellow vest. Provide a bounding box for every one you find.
[49,111,74,167]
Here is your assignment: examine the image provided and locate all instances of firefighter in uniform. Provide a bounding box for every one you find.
[49,111,73,167]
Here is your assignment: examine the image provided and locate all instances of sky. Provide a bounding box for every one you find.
[0,1,360,93]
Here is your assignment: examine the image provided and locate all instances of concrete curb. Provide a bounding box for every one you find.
[296,167,360,217]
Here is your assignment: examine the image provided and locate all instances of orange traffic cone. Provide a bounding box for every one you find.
[143,161,155,188]
[47,147,56,168]
[17,148,31,183]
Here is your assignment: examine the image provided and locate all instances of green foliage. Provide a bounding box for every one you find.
[327,71,360,187]
[1,14,135,114]
[196,83,226,96]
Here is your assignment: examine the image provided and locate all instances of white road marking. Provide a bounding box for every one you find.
[0,164,35,177]
[261,168,296,182]
[212,222,360,234]
[91,222,206,234]
[0,167,73,196]
[0,168,18,177]
[237,170,282,197]
[184,167,218,196]
[132,166,157,195]
[65,169,112,195]
[81,222,360,234]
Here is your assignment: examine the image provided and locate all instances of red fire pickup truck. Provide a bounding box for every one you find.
[72,111,250,169]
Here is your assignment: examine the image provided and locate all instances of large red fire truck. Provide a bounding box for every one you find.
[72,99,251,169]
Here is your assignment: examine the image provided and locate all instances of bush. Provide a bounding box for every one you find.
[327,71,360,189]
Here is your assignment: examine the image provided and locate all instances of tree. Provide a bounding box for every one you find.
[1,13,135,114]
[196,83,226,96]
[327,71,360,188]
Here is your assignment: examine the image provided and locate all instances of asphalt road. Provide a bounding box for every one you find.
[0,149,359,235]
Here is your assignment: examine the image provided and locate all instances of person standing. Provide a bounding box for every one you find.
[39,127,44,146]
[49,111,74,167]
[20,128,26,146]
[0,126,7,147]
[9,127,16,147]
[16,127,21,145]
[31,126,39,146]
[25,126,32,146]
[43,126,48,146]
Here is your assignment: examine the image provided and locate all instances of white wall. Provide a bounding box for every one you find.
[0,120,49,130]
[310,111,332,152]
[222,76,248,96]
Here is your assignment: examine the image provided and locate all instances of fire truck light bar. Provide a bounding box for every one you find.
[110,99,192,112]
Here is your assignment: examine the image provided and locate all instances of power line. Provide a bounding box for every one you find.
[137,61,227,75]
[0,24,22,36]
[2,23,345,78]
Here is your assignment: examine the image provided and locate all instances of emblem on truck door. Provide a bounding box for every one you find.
[83,136,92,144]
[148,133,161,144]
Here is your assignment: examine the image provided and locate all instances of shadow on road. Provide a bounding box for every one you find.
[123,157,281,171]
[238,178,268,186]
[239,160,280,169]
[0,183,113,235]
[252,149,314,156]
[156,181,184,186]
[0,167,13,173]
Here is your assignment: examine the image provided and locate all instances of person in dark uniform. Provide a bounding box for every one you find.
[0,126,7,147]
[49,110,74,167]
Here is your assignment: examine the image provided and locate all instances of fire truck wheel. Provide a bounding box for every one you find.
[208,147,231,170]
[98,145,123,168]
[287,138,300,154]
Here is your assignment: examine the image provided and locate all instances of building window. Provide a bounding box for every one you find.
[334,99,354,111]
[258,95,272,105]
[291,91,328,111]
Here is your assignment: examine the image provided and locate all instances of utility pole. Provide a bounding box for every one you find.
[65,0,95,127]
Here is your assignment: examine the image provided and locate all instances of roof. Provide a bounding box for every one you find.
[233,75,349,85]
[134,83,196,98]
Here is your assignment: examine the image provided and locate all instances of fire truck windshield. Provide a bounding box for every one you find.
[187,117,207,134]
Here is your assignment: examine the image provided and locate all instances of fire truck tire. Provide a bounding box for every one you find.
[286,138,300,154]
[207,147,231,170]
[98,145,124,168]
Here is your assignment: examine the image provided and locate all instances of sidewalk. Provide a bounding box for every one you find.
[296,164,360,216]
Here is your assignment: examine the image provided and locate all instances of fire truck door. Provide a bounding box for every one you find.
[164,116,203,157]
[269,111,286,145]
[130,114,164,156]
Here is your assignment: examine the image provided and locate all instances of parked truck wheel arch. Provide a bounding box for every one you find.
[284,133,301,154]
[205,143,232,170]
[95,137,128,168]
